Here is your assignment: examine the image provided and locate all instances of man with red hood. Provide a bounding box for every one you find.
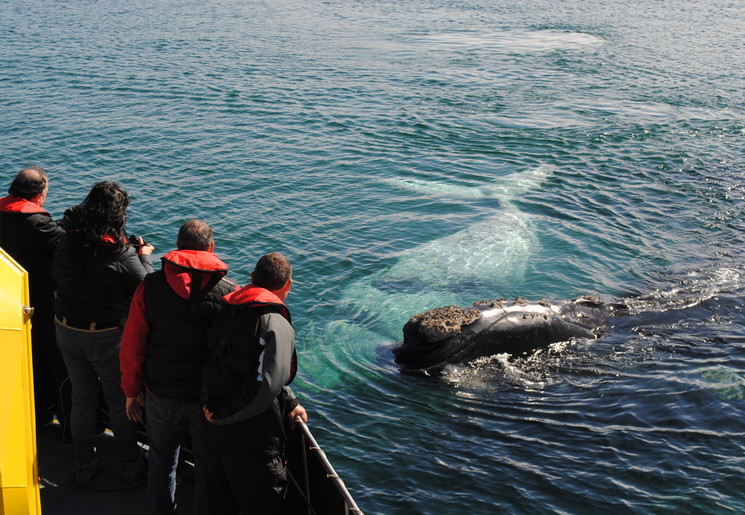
[201,251,308,515]
[0,165,70,439]
[120,219,236,514]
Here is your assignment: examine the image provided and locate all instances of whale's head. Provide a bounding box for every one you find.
[393,296,624,376]
[403,305,482,346]
[392,304,490,375]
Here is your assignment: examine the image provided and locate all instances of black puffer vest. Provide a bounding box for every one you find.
[143,269,234,401]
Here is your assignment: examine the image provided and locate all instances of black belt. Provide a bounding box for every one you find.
[56,315,121,331]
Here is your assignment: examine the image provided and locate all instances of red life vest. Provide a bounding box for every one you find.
[0,195,48,214]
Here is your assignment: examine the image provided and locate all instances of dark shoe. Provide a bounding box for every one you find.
[69,455,102,488]
[121,448,148,486]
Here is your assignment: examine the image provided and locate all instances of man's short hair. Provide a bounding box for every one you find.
[8,166,47,200]
[253,252,292,291]
[177,219,214,251]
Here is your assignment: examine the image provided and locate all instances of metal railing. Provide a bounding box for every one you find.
[289,417,363,515]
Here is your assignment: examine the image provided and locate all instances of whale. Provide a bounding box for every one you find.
[305,165,557,388]
[392,295,624,376]
[341,165,557,338]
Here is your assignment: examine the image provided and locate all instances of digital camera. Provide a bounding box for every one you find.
[129,234,145,250]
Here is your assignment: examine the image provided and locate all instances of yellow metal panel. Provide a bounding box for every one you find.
[0,247,41,515]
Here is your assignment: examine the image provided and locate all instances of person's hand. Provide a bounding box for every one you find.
[288,404,308,428]
[137,237,155,256]
[203,405,215,423]
[126,393,145,422]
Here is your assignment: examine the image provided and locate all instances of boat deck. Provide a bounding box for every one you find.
[37,423,195,514]
[36,420,362,514]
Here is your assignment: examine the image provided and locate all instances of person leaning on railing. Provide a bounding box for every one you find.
[201,252,308,514]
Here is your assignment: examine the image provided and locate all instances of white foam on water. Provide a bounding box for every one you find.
[417,30,605,53]
[625,267,744,314]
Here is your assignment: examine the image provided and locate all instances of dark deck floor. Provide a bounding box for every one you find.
[37,424,194,515]
[37,420,361,514]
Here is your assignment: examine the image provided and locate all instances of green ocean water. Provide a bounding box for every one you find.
[3,0,745,512]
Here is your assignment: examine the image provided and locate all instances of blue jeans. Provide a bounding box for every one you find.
[145,392,207,515]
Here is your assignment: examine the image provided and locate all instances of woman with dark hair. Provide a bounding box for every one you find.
[54,181,155,487]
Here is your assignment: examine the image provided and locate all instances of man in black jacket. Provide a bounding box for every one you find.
[0,166,70,438]
[120,219,237,514]
[201,252,308,515]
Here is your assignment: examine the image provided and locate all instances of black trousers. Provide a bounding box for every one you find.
[201,416,288,515]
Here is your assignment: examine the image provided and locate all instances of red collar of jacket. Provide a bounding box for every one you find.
[225,284,295,383]
[161,249,230,300]
[162,249,228,273]
[223,284,290,321]
[0,195,48,215]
